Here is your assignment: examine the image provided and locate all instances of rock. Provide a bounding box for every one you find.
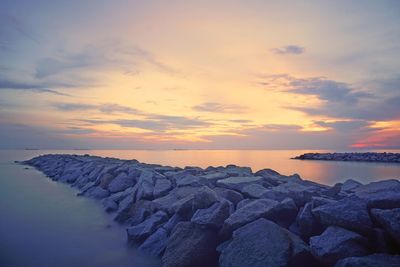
[83,186,110,199]
[216,176,264,191]
[262,181,324,206]
[310,226,369,266]
[312,196,373,235]
[199,172,228,184]
[334,253,400,267]
[296,202,321,239]
[102,199,118,212]
[354,179,400,209]
[255,168,302,186]
[240,183,269,198]
[138,228,168,257]
[219,218,313,267]
[152,186,199,213]
[371,208,400,245]
[176,174,208,187]
[153,178,172,198]
[311,196,337,208]
[267,197,298,227]
[114,197,157,224]
[126,211,168,243]
[236,199,254,209]
[191,201,231,229]
[223,164,253,177]
[107,172,136,193]
[162,222,219,267]
[170,186,219,219]
[221,199,279,237]
[341,179,362,192]
[214,188,244,206]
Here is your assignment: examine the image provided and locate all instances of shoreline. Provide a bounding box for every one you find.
[22,154,400,266]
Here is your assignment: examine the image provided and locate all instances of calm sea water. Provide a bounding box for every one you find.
[0,149,399,267]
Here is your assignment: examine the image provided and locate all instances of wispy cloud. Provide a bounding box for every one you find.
[271,45,304,55]
[53,102,142,114]
[0,79,71,96]
[192,102,248,113]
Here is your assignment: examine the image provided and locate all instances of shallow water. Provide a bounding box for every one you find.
[0,149,399,266]
[0,150,160,267]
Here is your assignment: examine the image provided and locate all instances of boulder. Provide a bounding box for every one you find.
[191,201,231,229]
[219,218,313,267]
[138,228,168,257]
[152,186,199,213]
[334,253,400,267]
[371,208,400,245]
[223,164,253,177]
[236,199,254,209]
[170,186,219,219]
[126,210,168,243]
[176,174,209,187]
[102,199,118,212]
[296,202,321,239]
[153,178,172,198]
[216,176,264,191]
[310,226,369,266]
[354,179,400,209]
[341,179,362,192]
[83,186,110,199]
[312,196,373,235]
[267,197,298,227]
[214,188,244,206]
[162,222,219,267]
[107,172,136,193]
[240,184,269,198]
[255,168,302,186]
[114,197,157,224]
[221,199,279,237]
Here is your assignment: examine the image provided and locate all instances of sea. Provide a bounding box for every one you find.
[0,149,399,267]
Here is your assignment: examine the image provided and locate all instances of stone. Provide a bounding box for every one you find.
[83,186,110,199]
[107,172,136,193]
[126,211,168,243]
[371,208,400,245]
[236,199,254,209]
[138,228,168,257]
[153,178,172,198]
[216,176,264,191]
[267,197,298,227]
[312,196,373,235]
[240,183,268,198]
[170,186,219,219]
[152,186,199,213]
[255,168,302,186]
[334,253,400,267]
[191,201,231,229]
[176,174,208,187]
[341,179,362,192]
[162,222,219,267]
[102,199,118,212]
[214,188,244,206]
[296,202,321,239]
[221,199,279,237]
[354,179,400,209]
[219,218,313,267]
[310,226,369,266]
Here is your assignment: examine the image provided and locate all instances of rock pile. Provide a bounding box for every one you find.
[23,154,400,267]
[293,152,400,163]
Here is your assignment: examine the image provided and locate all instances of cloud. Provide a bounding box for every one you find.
[53,102,142,114]
[313,120,371,132]
[271,45,304,55]
[35,42,177,79]
[192,102,248,113]
[0,79,70,95]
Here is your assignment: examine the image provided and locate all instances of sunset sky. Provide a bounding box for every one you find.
[1,0,399,149]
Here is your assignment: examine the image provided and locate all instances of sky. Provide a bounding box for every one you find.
[0,0,399,149]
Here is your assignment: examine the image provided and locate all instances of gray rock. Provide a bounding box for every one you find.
[371,208,400,245]
[170,186,219,219]
[236,198,254,209]
[312,196,373,235]
[191,201,231,229]
[138,227,168,257]
[214,188,244,206]
[240,183,268,198]
[199,172,228,183]
[341,179,362,192]
[310,226,369,266]
[311,196,337,208]
[267,197,298,227]
[126,211,168,243]
[334,253,400,267]
[219,218,313,267]
[152,186,199,213]
[354,179,400,209]
[114,197,156,224]
[153,178,172,198]
[216,176,264,191]
[223,165,253,177]
[255,168,302,186]
[296,202,321,239]
[83,186,110,199]
[176,174,208,187]
[102,199,118,212]
[107,172,136,193]
[221,199,279,237]
[162,222,219,267]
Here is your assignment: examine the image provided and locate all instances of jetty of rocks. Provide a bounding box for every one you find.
[293,152,400,163]
[23,154,400,267]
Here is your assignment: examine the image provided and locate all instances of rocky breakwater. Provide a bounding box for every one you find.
[293,152,400,163]
[23,154,400,267]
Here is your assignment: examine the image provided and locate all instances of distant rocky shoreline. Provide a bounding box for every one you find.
[293,152,400,163]
[22,154,400,267]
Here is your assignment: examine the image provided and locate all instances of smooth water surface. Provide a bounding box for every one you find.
[0,151,160,267]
